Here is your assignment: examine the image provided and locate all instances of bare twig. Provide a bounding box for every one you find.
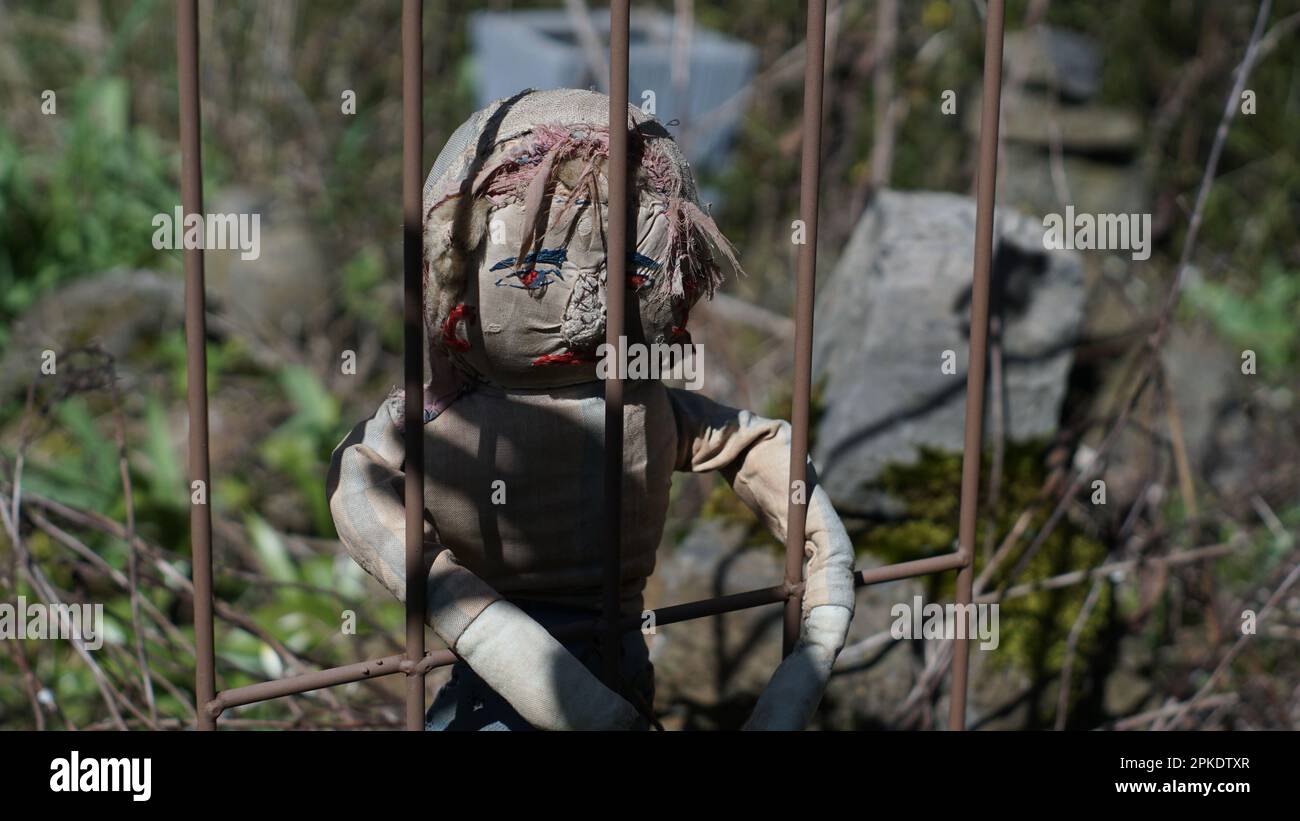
[104,350,157,724]
[1108,693,1238,731]
[670,0,695,153]
[1164,554,1300,729]
[681,3,846,148]
[564,0,609,93]
[701,293,797,338]
[1161,372,1199,522]
[0,490,131,730]
[5,638,47,731]
[1054,576,1105,729]
[867,0,899,188]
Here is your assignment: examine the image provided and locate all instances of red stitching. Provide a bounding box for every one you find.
[441,303,476,351]
[531,351,594,366]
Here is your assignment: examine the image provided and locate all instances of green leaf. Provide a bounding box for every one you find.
[246,515,297,584]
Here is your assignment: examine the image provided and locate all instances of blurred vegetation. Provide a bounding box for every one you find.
[0,77,175,347]
[1185,260,1300,380]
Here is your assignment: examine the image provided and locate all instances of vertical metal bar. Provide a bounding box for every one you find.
[602,0,631,688]
[783,0,827,656]
[176,0,216,732]
[948,0,1005,732]
[401,0,426,731]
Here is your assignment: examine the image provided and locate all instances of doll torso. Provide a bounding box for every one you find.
[413,89,734,616]
[423,377,677,614]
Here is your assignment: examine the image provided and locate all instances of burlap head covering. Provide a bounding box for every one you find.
[422,88,742,389]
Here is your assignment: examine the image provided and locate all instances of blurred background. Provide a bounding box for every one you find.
[1,0,1297,731]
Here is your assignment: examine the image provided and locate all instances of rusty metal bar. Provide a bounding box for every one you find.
[644,584,788,629]
[552,584,795,643]
[948,0,1005,732]
[210,586,785,717]
[855,552,967,587]
[401,0,426,732]
[176,0,217,733]
[207,542,969,718]
[601,0,631,689]
[208,650,458,716]
[783,0,827,656]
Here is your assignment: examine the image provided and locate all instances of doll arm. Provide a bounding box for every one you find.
[667,389,856,730]
[327,398,638,730]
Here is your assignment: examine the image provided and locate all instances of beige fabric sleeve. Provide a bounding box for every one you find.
[667,389,856,615]
[326,398,499,648]
[743,603,851,730]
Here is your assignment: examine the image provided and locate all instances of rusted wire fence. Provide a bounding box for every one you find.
[178,0,1006,731]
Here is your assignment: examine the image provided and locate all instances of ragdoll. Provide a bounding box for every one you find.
[328,89,855,730]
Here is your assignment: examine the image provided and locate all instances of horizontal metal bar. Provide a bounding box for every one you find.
[208,650,456,717]
[207,586,796,714]
[854,551,968,587]
[411,649,459,676]
[207,550,970,715]
[642,583,792,629]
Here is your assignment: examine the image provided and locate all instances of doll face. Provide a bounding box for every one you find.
[442,184,688,390]
[424,92,736,391]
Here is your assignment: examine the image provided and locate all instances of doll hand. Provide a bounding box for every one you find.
[742,604,851,731]
[455,599,641,731]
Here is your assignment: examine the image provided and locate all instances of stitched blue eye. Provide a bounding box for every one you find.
[628,252,661,290]
[491,248,568,290]
[490,248,662,290]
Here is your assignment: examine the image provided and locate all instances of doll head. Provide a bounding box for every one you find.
[422,88,741,389]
